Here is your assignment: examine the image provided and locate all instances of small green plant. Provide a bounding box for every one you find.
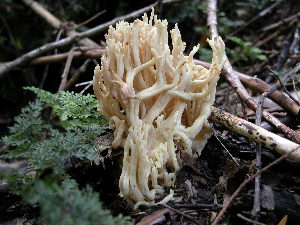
[25,86,107,129]
[195,1,266,65]
[23,179,131,225]
[1,87,129,224]
[2,88,107,175]
[226,36,266,64]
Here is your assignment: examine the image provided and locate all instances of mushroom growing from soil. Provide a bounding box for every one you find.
[93,9,225,208]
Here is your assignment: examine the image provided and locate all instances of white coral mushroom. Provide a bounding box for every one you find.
[93,9,225,208]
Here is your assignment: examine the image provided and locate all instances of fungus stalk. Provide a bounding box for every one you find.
[93,9,225,207]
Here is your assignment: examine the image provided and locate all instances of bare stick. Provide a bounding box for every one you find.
[75,10,106,28]
[262,11,300,32]
[266,63,300,97]
[22,0,100,48]
[0,1,159,77]
[183,59,300,117]
[253,100,263,218]
[22,0,61,28]
[268,66,300,106]
[30,48,105,65]
[161,204,201,225]
[207,0,300,143]
[171,203,222,211]
[210,107,300,162]
[64,59,91,91]
[237,70,300,117]
[58,49,75,92]
[237,214,266,225]
[251,64,300,216]
[211,144,300,225]
[230,0,281,36]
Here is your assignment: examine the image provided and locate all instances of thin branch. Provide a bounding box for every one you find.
[251,64,300,217]
[0,1,160,77]
[58,49,75,92]
[161,204,201,225]
[214,134,240,166]
[253,99,263,218]
[30,48,104,65]
[75,10,106,28]
[262,11,300,32]
[230,0,281,36]
[268,66,300,106]
[211,144,300,225]
[195,59,300,121]
[22,0,61,29]
[64,59,91,91]
[170,203,222,211]
[290,22,300,55]
[206,0,300,144]
[266,63,300,99]
[22,0,100,48]
[210,107,300,162]
[237,213,267,225]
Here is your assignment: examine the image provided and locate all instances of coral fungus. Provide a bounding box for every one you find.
[93,9,225,207]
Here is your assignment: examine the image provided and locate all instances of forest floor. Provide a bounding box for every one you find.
[1,0,300,225]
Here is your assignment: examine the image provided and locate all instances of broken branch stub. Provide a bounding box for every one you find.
[93,9,225,207]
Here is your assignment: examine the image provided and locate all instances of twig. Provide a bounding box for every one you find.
[156,0,164,19]
[75,81,93,87]
[214,134,240,166]
[0,1,160,77]
[171,203,222,211]
[292,79,300,104]
[237,213,267,225]
[22,0,99,48]
[64,59,91,91]
[268,66,300,106]
[206,0,300,144]
[39,64,49,88]
[0,14,17,48]
[256,23,294,48]
[79,82,93,94]
[75,10,106,28]
[161,204,201,225]
[194,59,300,117]
[22,0,61,29]
[58,49,75,92]
[230,0,281,36]
[290,22,300,55]
[262,11,300,32]
[265,63,300,98]
[30,48,104,65]
[273,40,291,72]
[253,99,263,218]
[251,64,300,216]
[210,107,300,162]
[211,145,300,225]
